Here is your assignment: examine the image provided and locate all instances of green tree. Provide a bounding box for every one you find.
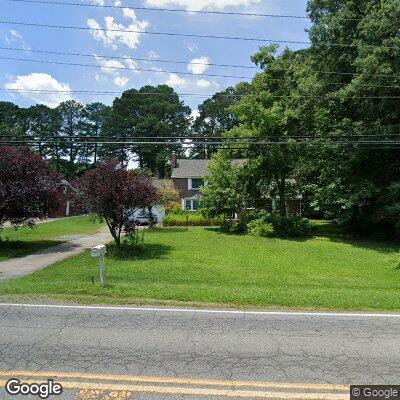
[81,102,110,167]
[57,100,85,177]
[190,87,242,159]
[25,104,61,161]
[106,85,191,177]
[0,101,26,139]
[200,153,247,221]
[228,46,309,217]
[303,0,400,237]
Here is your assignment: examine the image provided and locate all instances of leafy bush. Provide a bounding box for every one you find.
[383,254,400,270]
[263,214,314,238]
[220,220,248,234]
[241,212,314,238]
[247,219,274,237]
[123,220,145,247]
[163,212,222,227]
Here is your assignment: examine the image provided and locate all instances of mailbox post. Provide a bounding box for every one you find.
[91,245,107,288]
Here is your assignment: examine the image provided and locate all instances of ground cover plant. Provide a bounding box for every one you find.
[163,212,223,227]
[0,216,104,261]
[1,226,399,311]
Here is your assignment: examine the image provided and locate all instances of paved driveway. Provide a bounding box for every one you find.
[0,228,112,281]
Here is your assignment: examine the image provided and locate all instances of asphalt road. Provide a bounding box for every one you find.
[0,303,399,399]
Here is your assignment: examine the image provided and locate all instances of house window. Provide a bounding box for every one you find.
[192,200,200,211]
[189,178,204,190]
[183,199,201,212]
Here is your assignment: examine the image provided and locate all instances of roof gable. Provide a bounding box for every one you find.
[171,159,246,179]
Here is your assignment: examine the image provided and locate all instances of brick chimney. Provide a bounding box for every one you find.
[171,153,178,173]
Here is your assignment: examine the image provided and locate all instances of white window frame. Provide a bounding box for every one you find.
[182,198,200,212]
[188,178,206,191]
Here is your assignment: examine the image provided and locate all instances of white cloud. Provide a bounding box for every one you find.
[94,74,107,82]
[191,109,200,120]
[94,55,133,87]
[4,29,31,50]
[114,0,122,5]
[95,56,125,74]
[147,50,159,60]
[165,73,186,87]
[87,9,149,49]
[5,73,72,107]
[87,0,105,5]
[124,56,140,72]
[114,76,129,87]
[186,43,198,53]
[151,66,163,74]
[9,30,23,41]
[188,56,211,74]
[196,79,211,88]
[145,0,261,11]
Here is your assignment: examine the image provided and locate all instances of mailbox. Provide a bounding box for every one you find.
[91,245,107,258]
[91,244,107,288]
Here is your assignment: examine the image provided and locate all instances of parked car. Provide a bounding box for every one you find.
[134,211,158,226]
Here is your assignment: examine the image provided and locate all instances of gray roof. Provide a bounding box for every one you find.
[172,159,247,179]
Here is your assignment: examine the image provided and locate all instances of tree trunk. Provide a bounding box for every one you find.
[105,219,121,248]
[55,145,60,172]
[148,206,155,228]
[278,177,287,218]
[85,145,89,170]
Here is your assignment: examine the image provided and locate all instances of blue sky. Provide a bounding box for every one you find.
[0,0,311,113]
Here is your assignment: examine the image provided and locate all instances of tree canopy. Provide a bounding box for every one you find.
[0,146,60,231]
[105,85,191,177]
[77,160,158,246]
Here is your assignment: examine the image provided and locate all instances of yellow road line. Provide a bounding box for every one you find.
[0,371,349,392]
[0,379,349,399]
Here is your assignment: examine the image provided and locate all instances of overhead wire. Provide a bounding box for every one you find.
[1,46,399,80]
[0,49,399,89]
[2,88,400,100]
[5,0,311,19]
[0,20,397,49]
[0,56,252,80]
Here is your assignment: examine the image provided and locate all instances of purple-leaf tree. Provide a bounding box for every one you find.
[78,160,158,247]
[0,146,60,233]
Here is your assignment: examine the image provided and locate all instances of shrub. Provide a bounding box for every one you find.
[123,220,145,247]
[242,213,314,238]
[247,219,274,237]
[163,212,222,227]
[220,220,248,234]
[263,214,314,238]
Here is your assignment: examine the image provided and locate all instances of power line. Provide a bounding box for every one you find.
[0,46,258,70]
[0,20,312,46]
[7,0,311,19]
[0,56,252,80]
[0,20,396,49]
[1,47,399,89]
[2,88,400,100]
[0,88,245,98]
[2,47,399,80]
[2,138,400,145]
[2,134,400,140]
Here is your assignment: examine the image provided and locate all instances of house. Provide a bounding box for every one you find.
[48,180,79,218]
[171,154,303,214]
[171,154,245,212]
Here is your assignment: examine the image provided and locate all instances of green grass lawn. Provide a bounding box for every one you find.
[1,226,399,311]
[0,216,104,261]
